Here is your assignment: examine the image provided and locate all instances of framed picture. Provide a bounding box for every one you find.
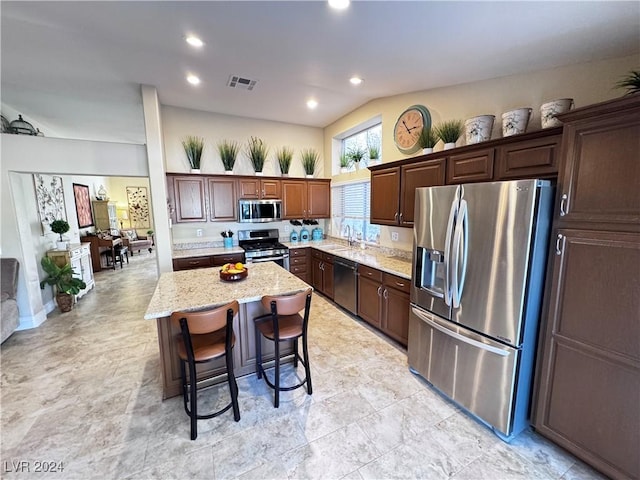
[73,183,94,228]
[33,174,66,235]
[127,186,150,228]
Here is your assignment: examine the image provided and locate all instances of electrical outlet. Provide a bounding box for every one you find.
[391,231,399,241]
[284,224,290,232]
[196,229,203,237]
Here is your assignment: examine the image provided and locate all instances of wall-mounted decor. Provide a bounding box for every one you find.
[127,186,150,228]
[73,183,94,228]
[33,174,66,235]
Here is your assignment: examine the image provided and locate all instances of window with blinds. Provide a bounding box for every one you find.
[331,181,380,244]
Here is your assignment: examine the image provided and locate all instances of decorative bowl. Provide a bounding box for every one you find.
[219,268,248,282]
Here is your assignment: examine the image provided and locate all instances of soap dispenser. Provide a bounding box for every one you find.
[300,226,310,242]
[290,229,299,242]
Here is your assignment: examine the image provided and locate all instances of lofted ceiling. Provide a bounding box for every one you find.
[1,1,638,144]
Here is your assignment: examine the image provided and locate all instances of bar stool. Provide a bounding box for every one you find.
[171,301,241,440]
[254,288,313,408]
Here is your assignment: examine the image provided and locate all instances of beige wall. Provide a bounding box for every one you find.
[323,54,639,251]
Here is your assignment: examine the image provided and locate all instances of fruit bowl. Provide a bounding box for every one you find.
[219,267,248,282]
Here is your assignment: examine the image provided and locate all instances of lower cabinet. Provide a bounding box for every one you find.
[289,247,310,284]
[357,264,410,346]
[311,249,334,299]
[172,252,244,271]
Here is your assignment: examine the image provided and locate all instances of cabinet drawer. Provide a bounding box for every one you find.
[290,255,308,266]
[173,256,212,271]
[323,253,334,263]
[358,265,383,282]
[289,247,309,258]
[212,253,245,267]
[290,264,308,275]
[383,273,410,293]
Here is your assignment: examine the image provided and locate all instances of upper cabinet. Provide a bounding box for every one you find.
[207,177,237,222]
[370,128,562,227]
[238,178,281,199]
[282,179,330,220]
[169,176,207,223]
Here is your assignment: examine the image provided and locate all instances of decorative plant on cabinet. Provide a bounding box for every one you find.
[246,136,268,175]
[182,136,204,173]
[217,139,239,174]
[276,146,293,176]
[434,120,464,150]
[301,148,320,178]
[50,219,70,250]
[417,127,438,154]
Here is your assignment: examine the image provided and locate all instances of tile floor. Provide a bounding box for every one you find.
[1,252,606,479]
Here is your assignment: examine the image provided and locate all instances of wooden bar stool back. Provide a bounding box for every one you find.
[171,300,241,440]
[254,288,313,408]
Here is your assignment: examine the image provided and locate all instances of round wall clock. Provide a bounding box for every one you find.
[393,104,431,154]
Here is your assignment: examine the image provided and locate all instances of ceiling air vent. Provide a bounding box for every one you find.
[227,75,257,91]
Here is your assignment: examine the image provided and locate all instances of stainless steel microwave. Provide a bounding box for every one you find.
[238,199,282,223]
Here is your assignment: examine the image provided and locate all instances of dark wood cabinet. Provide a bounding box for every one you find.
[282,179,330,220]
[370,167,400,226]
[211,252,244,267]
[446,147,494,184]
[533,95,640,480]
[311,249,334,299]
[495,134,561,180]
[357,265,410,346]
[238,178,281,199]
[207,177,237,221]
[399,159,446,226]
[172,252,244,271]
[171,176,207,222]
[289,247,310,284]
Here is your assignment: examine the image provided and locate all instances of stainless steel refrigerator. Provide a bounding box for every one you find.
[408,179,553,441]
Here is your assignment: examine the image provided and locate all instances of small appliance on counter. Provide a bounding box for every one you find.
[289,229,299,242]
[312,227,323,240]
[300,227,309,242]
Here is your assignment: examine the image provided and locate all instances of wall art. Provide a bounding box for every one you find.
[73,183,94,228]
[126,186,150,228]
[33,174,66,235]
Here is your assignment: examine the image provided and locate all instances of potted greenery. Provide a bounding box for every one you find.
[616,69,640,95]
[339,153,352,174]
[434,120,464,150]
[182,136,204,173]
[417,127,438,154]
[348,146,366,169]
[368,145,380,165]
[40,256,86,313]
[301,148,320,178]
[246,136,269,175]
[217,139,239,174]
[50,219,70,250]
[276,146,293,176]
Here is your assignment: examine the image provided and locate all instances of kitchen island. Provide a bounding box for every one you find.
[145,262,311,399]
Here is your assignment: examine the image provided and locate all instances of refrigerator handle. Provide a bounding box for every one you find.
[411,307,509,357]
[444,190,458,306]
[452,199,469,309]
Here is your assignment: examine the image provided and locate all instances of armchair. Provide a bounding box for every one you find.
[1,258,20,343]
[119,228,153,255]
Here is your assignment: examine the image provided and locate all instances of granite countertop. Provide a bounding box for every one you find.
[284,240,412,280]
[144,261,310,320]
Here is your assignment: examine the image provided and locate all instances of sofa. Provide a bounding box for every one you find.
[119,229,153,255]
[1,258,20,344]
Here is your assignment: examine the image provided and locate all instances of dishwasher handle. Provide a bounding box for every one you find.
[334,260,357,271]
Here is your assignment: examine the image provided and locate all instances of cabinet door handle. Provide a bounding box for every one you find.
[377,286,383,296]
[555,233,565,256]
[399,212,403,223]
[559,193,568,217]
[383,288,389,299]
[394,212,398,221]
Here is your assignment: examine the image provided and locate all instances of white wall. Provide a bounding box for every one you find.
[1,134,148,329]
[323,54,639,252]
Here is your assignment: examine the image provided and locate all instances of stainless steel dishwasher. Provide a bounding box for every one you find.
[333,258,358,315]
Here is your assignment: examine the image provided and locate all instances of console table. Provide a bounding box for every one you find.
[80,235,123,272]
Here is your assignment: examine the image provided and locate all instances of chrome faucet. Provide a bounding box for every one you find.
[345,225,355,247]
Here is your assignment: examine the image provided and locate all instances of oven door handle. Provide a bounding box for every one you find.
[248,254,288,263]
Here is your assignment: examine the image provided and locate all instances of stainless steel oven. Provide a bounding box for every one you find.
[238,229,289,270]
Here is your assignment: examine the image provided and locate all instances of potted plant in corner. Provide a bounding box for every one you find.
[347,146,366,169]
[217,139,239,174]
[40,256,86,313]
[301,148,319,178]
[616,69,640,95]
[276,146,293,176]
[182,135,204,173]
[50,219,70,250]
[434,120,464,150]
[246,136,268,175]
[368,145,381,165]
[339,153,352,174]
[417,126,438,154]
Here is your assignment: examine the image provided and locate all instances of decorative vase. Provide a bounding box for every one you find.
[464,115,495,145]
[224,170,233,175]
[56,241,67,250]
[255,171,263,176]
[422,148,433,155]
[190,168,201,174]
[444,142,456,150]
[541,98,574,128]
[56,293,74,313]
[502,108,532,137]
[305,174,314,179]
[340,167,348,174]
[281,173,289,177]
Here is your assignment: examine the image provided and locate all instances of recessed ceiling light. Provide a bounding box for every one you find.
[186,74,201,85]
[307,99,318,110]
[350,76,363,85]
[185,35,204,48]
[328,0,349,10]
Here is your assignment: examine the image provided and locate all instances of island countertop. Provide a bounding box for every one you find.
[144,261,310,320]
